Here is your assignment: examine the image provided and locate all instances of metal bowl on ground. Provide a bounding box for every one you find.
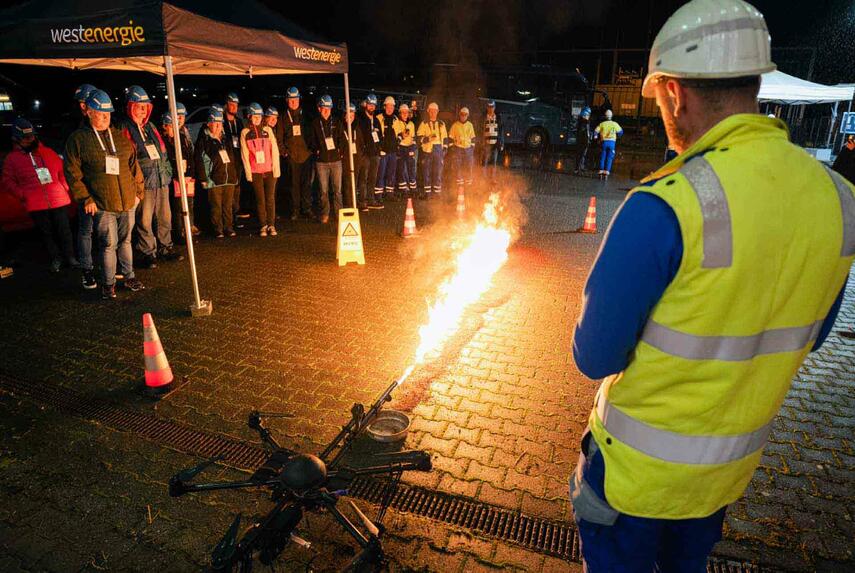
[366,410,411,442]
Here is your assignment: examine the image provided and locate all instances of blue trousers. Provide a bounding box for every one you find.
[599,140,616,172]
[95,208,136,287]
[375,152,397,194]
[422,145,444,194]
[77,202,95,271]
[135,185,172,256]
[453,146,474,187]
[396,145,417,193]
[571,431,726,573]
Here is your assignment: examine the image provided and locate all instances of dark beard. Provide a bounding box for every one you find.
[21,140,39,153]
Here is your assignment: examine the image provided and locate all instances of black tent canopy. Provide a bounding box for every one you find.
[0,0,357,316]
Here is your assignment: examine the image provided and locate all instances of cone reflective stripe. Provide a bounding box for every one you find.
[402,197,418,238]
[456,188,466,219]
[579,196,597,233]
[143,313,173,390]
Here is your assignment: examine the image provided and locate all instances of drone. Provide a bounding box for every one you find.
[169,379,433,572]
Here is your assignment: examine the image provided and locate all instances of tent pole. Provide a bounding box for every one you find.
[164,55,212,317]
[344,72,357,209]
[826,101,839,148]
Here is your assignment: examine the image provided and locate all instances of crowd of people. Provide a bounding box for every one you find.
[0,83,507,299]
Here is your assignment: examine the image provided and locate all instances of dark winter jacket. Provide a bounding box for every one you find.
[195,128,238,188]
[222,113,244,157]
[307,115,347,163]
[343,119,365,168]
[275,107,311,164]
[117,103,172,190]
[357,111,382,157]
[576,117,592,147]
[164,127,196,181]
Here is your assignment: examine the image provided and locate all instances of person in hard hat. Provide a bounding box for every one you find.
[71,84,99,289]
[118,85,180,269]
[240,102,281,237]
[416,102,448,198]
[832,135,855,185]
[2,118,77,274]
[263,106,279,130]
[73,84,97,128]
[195,108,239,239]
[570,1,853,571]
[481,100,503,175]
[449,107,476,190]
[161,112,197,240]
[222,92,248,221]
[396,103,417,199]
[307,95,346,224]
[574,106,592,174]
[375,96,404,202]
[64,89,145,300]
[274,87,313,220]
[357,93,383,210]
[593,109,622,179]
[343,103,365,209]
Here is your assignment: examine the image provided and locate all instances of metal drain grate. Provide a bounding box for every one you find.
[0,374,765,572]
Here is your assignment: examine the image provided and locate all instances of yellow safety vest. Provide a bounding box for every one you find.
[589,114,855,519]
[449,121,475,148]
[417,120,447,153]
[595,120,622,141]
[399,119,416,146]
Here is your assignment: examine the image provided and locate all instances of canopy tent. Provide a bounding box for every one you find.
[0,0,357,316]
[758,70,854,105]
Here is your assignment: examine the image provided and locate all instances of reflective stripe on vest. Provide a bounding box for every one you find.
[824,165,855,256]
[681,156,732,268]
[596,394,772,464]
[642,318,824,361]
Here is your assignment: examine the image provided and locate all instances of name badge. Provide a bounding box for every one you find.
[255,150,266,164]
[35,167,53,184]
[105,155,120,175]
[145,143,160,160]
[324,137,336,151]
[371,130,380,143]
[232,136,239,148]
[218,149,231,164]
[180,159,187,173]
[488,126,498,136]
[292,125,301,137]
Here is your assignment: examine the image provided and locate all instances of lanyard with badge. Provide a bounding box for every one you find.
[287,110,301,137]
[252,126,267,164]
[29,152,53,185]
[94,127,120,175]
[228,119,240,148]
[138,124,161,160]
[320,119,336,151]
[369,114,380,143]
[345,124,357,155]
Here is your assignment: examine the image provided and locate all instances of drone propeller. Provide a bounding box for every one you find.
[211,514,241,570]
[176,453,225,482]
[347,500,380,538]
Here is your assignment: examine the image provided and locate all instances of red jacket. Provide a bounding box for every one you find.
[1,145,71,212]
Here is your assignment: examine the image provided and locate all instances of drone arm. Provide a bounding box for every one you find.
[169,477,278,497]
[248,410,283,450]
[322,495,370,548]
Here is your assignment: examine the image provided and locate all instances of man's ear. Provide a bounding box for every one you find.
[665,79,684,118]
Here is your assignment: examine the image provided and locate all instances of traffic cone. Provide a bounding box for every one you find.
[578,196,597,233]
[143,313,173,394]
[456,188,466,219]
[401,197,418,238]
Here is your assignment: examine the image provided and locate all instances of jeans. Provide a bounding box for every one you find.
[208,184,235,235]
[77,202,95,271]
[136,185,172,256]
[288,158,313,215]
[483,143,500,167]
[453,146,475,187]
[375,152,397,194]
[599,140,616,172]
[30,207,75,264]
[570,431,726,573]
[357,155,380,205]
[95,208,135,286]
[396,146,417,193]
[423,145,444,194]
[251,172,277,227]
[316,161,343,218]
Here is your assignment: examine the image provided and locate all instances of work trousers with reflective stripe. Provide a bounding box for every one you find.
[571,431,726,573]
[599,140,616,172]
[396,145,417,193]
[453,146,474,187]
[375,152,397,194]
[422,145,444,194]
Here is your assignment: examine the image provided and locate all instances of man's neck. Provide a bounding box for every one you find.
[683,103,759,151]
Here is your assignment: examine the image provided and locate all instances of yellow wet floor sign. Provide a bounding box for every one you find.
[336,208,365,266]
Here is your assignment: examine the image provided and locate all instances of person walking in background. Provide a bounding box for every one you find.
[64,89,145,300]
[161,112,197,240]
[240,102,280,237]
[594,109,623,179]
[357,93,383,210]
[196,108,238,239]
[574,106,592,174]
[308,95,346,224]
[2,119,77,273]
[449,107,476,191]
[396,103,417,199]
[416,102,447,199]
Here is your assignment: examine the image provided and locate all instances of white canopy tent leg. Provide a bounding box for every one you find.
[826,101,839,149]
[164,54,212,317]
[344,72,357,209]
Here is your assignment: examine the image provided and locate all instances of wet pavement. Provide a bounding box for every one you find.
[0,167,853,572]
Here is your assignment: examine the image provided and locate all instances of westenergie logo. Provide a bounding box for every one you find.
[293,46,342,66]
[50,20,146,47]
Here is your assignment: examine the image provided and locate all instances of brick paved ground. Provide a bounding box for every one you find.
[1,166,853,571]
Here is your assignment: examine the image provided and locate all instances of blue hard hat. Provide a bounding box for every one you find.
[264,106,278,117]
[286,86,300,99]
[365,93,378,105]
[247,102,263,116]
[12,118,36,140]
[487,100,496,107]
[126,85,151,104]
[317,95,333,109]
[580,106,591,118]
[348,103,357,112]
[175,102,187,115]
[74,83,97,103]
[226,92,240,104]
[86,89,115,113]
[207,108,224,123]
[161,112,173,125]
[210,104,224,114]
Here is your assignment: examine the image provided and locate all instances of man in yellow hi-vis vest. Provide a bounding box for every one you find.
[570,1,855,571]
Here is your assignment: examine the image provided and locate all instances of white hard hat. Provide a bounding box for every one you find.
[641,0,776,98]
[604,109,613,120]
[384,96,396,106]
[427,102,439,111]
[459,107,469,115]
[399,103,410,112]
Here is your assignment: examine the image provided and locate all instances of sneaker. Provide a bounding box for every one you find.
[268,225,277,236]
[139,254,158,269]
[216,232,225,239]
[259,227,268,237]
[49,259,61,273]
[82,269,97,290]
[227,229,237,237]
[191,225,201,236]
[359,204,369,212]
[123,277,145,291]
[101,284,116,300]
[160,248,184,262]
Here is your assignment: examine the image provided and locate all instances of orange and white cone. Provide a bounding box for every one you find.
[143,313,173,394]
[578,196,597,234]
[401,197,418,238]
[456,188,466,219]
